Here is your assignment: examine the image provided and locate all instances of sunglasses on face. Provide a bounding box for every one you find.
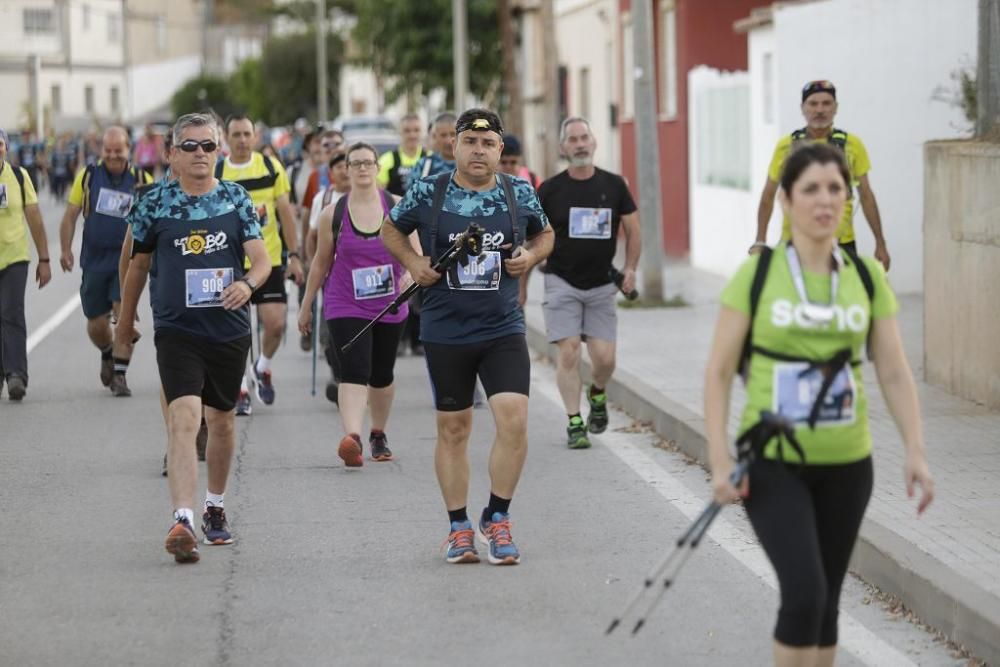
[178,140,218,153]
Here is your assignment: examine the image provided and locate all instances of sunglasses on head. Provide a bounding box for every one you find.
[178,139,218,153]
[803,80,834,92]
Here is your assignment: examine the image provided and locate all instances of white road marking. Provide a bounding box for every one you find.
[531,372,917,667]
[26,294,81,354]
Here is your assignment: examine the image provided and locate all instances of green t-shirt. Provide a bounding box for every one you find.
[720,242,898,464]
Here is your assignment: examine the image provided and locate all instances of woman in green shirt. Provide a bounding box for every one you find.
[704,143,934,667]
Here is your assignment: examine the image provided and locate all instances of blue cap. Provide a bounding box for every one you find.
[501,134,522,156]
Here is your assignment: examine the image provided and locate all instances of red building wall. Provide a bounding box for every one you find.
[619,0,758,257]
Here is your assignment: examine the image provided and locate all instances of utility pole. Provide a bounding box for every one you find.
[632,0,665,301]
[540,0,559,177]
[201,0,213,75]
[498,0,523,138]
[452,0,469,111]
[977,0,1000,138]
[317,0,328,123]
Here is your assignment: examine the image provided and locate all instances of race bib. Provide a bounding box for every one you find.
[95,188,134,218]
[0,183,7,209]
[447,251,502,291]
[185,267,233,308]
[352,264,394,300]
[569,207,612,239]
[773,362,856,427]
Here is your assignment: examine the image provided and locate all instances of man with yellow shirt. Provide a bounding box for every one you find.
[58,126,153,396]
[752,80,891,271]
[376,113,426,196]
[216,114,304,414]
[0,127,52,401]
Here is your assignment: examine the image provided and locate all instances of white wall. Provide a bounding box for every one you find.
[67,0,125,66]
[128,55,202,120]
[772,0,976,294]
[688,67,754,276]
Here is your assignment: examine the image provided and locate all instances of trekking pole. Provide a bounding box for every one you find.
[606,411,799,637]
[310,292,319,396]
[340,223,485,354]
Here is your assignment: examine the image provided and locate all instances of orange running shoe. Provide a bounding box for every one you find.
[164,517,200,563]
[338,433,363,467]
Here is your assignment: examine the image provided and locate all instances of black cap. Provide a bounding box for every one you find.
[802,80,836,102]
[501,134,522,156]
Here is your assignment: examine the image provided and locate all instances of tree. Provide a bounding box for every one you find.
[171,75,240,119]
[258,30,342,123]
[229,58,268,122]
[350,0,501,107]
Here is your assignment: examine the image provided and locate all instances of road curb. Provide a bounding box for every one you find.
[526,322,1000,665]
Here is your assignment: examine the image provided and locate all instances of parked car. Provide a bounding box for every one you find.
[328,116,399,155]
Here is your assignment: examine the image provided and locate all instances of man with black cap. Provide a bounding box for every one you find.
[498,134,540,190]
[382,108,554,566]
[752,80,890,270]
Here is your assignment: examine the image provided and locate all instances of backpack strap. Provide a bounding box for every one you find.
[498,173,520,250]
[330,193,348,255]
[214,159,225,180]
[391,150,400,169]
[428,170,452,259]
[11,164,27,209]
[80,164,96,218]
[840,244,875,359]
[422,156,434,179]
[263,155,277,179]
[739,247,774,380]
[829,128,848,151]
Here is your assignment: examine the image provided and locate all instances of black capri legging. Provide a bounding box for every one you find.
[327,317,404,388]
[744,456,873,648]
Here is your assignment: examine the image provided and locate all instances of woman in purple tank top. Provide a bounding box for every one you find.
[299,142,421,467]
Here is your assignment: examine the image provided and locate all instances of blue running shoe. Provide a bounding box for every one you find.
[476,512,521,565]
[201,506,233,545]
[253,367,275,405]
[443,520,480,564]
[236,390,252,416]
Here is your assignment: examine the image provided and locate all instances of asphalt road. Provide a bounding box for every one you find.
[0,195,966,666]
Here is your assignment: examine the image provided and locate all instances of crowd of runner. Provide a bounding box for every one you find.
[0,78,935,666]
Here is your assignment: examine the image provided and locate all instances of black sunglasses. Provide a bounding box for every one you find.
[178,140,218,153]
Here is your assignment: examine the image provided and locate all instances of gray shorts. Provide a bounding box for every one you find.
[542,272,618,343]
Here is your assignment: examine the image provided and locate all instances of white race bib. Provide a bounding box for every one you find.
[185,267,233,308]
[773,362,856,427]
[352,264,394,300]
[568,207,612,239]
[447,251,502,291]
[95,187,134,218]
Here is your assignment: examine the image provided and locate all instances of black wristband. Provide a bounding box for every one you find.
[38,258,50,263]
[287,251,300,259]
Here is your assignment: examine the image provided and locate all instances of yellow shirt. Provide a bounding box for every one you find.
[377,147,424,189]
[218,152,291,267]
[0,162,39,271]
[767,131,871,244]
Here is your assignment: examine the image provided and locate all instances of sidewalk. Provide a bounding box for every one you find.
[524,262,1000,665]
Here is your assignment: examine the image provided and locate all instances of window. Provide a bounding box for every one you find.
[156,17,168,54]
[24,9,57,35]
[110,86,120,114]
[622,18,634,118]
[762,52,775,124]
[84,86,94,113]
[108,13,120,42]
[695,82,751,190]
[579,67,590,120]
[83,4,90,30]
[51,85,62,113]
[659,2,678,119]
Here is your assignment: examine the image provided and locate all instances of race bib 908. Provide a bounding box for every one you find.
[185,267,233,308]
[568,207,612,239]
[773,362,856,427]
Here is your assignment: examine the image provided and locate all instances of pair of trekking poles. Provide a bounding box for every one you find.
[606,411,801,636]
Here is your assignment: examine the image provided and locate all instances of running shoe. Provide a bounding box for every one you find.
[253,367,275,405]
[164,517,200,563]
[236,390,252,416]
[443,520,480,563]
[587,387,609,434]
[109,373,132,397]
[338,433,363,467]
[201,506,233,545]
[476,511,520,565]
[300,333,312,352]
[369,431,393,462]
[100,355,113,387]
[196,419,208,461]
[6,375,25,402]
[567,415,591,449]
[325,380,339,405]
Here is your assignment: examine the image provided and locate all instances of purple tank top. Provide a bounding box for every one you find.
[323,191,408,323]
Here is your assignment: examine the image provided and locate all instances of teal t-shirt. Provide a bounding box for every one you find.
[720,242,898,464]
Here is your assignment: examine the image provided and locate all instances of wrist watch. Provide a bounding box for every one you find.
[288,251,300,260]
[240,276,258,292]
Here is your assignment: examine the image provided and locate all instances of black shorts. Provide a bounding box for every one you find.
[327,317,404,388]
[423,334,530,411]
[154,330,251,411]
[250,266,287,304]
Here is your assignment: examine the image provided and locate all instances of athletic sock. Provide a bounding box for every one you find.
[483,493,511,524]
[100,344,113,360]
[589,385,605,398]
[205,492,224,509]
[255,355,271,375]
[240,376,249,393]
[174,508,195,526]
[112,356,129,376]
[448,507,469,525]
